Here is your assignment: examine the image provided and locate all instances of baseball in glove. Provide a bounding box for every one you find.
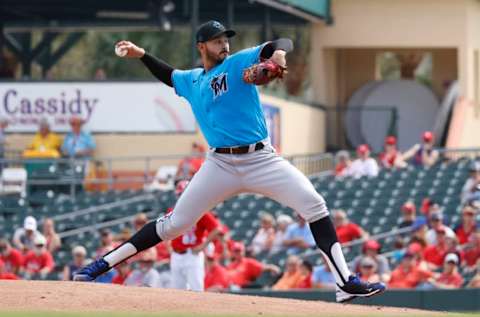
[243,59,287,85]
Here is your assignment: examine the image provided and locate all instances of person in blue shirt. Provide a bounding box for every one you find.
[283,213,316,255]
[74,20,385,302]
[61,117,95,158]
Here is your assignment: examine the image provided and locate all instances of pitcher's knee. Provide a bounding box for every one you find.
[301,200,330,223]
[155,213,191,241]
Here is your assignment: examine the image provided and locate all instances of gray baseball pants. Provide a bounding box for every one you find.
[156,143,329,240]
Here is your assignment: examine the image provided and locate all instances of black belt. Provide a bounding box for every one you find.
[215,142,264,154]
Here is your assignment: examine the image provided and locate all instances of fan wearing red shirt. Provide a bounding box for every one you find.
[204,255,231,291]
[455,206,477,245]
[423,228,449,269]
[111,261,131,285]
[0,239,23,274]
[428,253,464,289]
[389,252,433,288]
[378,136,406,169]
[23,235,55,279]
[0,259,18,280]
[169,180,221,291]
[226,242,280,288]
[333,210,368,244]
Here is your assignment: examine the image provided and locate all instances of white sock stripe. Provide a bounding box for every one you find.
[103,243,137,267]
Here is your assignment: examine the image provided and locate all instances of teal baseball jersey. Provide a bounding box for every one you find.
[171,44,268,148]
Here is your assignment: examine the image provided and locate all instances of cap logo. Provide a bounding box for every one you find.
[212,21,223,29]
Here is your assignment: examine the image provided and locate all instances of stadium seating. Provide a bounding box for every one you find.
[0,156,476,282]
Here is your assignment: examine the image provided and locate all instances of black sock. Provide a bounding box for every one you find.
[103,220,162,267]
[309,216,351,285]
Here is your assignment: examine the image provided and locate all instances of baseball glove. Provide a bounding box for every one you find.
[243,59,287,85]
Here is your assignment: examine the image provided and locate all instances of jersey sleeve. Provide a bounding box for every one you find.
[230,43,269,68]
[171,69,193,99]
[198,212,220,232]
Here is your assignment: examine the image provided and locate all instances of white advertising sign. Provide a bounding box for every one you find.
[0,82,196,132]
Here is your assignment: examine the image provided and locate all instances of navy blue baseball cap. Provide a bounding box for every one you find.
[196,20,236,43]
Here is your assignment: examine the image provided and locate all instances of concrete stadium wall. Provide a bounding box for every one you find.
[310,0,480,148]
[236,288,480,312]
[6,94,325,170]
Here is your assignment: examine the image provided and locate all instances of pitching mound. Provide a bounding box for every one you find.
[0,281,444,317]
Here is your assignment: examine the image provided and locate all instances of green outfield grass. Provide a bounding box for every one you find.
[1,312,480,317]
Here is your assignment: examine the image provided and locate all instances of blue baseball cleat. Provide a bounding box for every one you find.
[73,258,110,282]
[336,275,386,303]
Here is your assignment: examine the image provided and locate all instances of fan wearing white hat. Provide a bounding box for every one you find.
[427,253,464,289]
[23,234,55,279]
[63,246,90,281]
[12,216,46,254]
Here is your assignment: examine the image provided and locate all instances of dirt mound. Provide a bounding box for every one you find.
[0,281,442,316]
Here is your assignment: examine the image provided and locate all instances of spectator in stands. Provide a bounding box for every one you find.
[115,228,132,244]
[467,259,480,288]
[426,211,455,245]
[294,260,313,289]
[270,214,293,255]
[312,258,335,289]
[226,242,280,288]
[455,206,478,245]
[465,184,480,210]
[84,160,108,192]
[423,227,451,270]
[398,201,418,228]
[408,218,429,248]
[407,242,429,271]
[12,216,45,254]
[388,252,433,289]
[427,253,463,289]
[63,245,89,281]
[334,150,352,178]
[204,254,231,291]
[133,213,149,232]
[23,235,55,279]
[112,261,132,285]
[282,213,316,255]
[22,119,61,158]
[358,256,381,283]
[345,144,379,178]
[351,240,390,282]
[212,225,235,262]
[378,136,406,169]
[125,248,162,288]
[0,259,18,280]
[42,218,61,253]
[175,142,206,180]
[95,229,117,259]
[332,210,369,244]
[61,117,95,158]
[461,161,480,204]
[0,239,23,275]
[249,213,276,256]
[464,232,480,269]
[272,255,303,290]
[402,131,439,167]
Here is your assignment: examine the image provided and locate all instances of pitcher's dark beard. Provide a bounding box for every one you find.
[206,49,228,66]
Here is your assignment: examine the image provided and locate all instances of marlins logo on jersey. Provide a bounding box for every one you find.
[210,73,228,98]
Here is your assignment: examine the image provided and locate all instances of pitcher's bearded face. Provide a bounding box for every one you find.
[199,35,230,65]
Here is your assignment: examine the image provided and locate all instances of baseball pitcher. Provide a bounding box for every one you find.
[74,20,385,302]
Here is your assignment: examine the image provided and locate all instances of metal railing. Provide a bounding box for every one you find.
[1,147,479,201]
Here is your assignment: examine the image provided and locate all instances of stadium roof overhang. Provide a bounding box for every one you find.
[0,0,332,77]
[0,0,331,32]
